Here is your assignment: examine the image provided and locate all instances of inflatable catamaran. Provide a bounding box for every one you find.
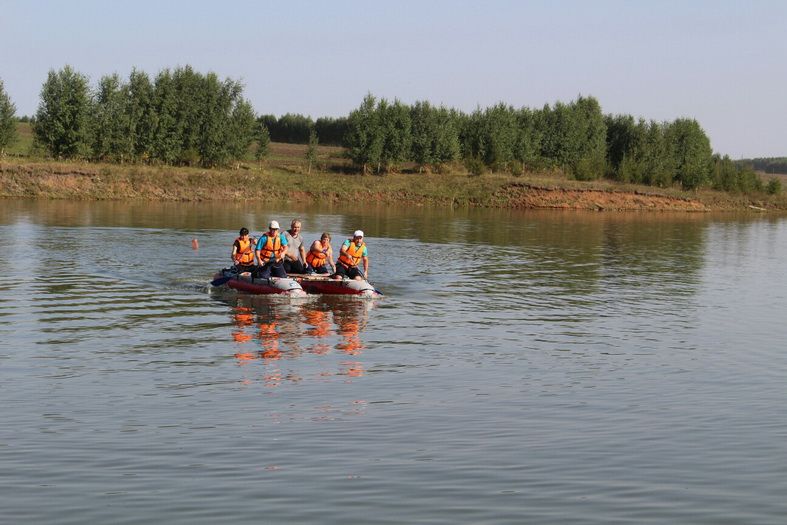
[211,269,381,297]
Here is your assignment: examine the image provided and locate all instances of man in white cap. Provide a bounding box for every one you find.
[255,220,289,278]
[334,230,369,280]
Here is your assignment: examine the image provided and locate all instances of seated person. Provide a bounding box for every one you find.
[255,220,288,279]
[306,232,336,274]
[282,219,308,274]
[231,227,257,274]
[334,230,369,281]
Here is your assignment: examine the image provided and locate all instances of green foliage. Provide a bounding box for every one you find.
[642,121,674,187]
[667,118,712,190]
[149,69,181,164]
[483,103,518,170]
[344,94,383,173]
[513,107,543,173]
[766,177,782,195]
[464,156,486,176]
[412,102,460,169]
[0,78,17,153]
[255,120,270,160]
[86,66,254,167]
[314,116,348,146]
[227,99,257,162]
[91,74,133,162]
[567,96,607,180]
[379,98,412,171]
[738,157,787,174]
[34,66,92,158]
[711,154,764,194]
[126,69,154,160]
[306,129,319,173]
[263,113,314,143]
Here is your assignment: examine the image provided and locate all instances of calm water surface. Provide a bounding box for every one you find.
[1,200,786,524]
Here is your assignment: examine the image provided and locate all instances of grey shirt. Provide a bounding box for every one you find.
[283,230,305,262]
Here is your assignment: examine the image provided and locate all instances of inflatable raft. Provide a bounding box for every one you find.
[211,269,381,297]
[291,274,381,297]
[211,270,306,297]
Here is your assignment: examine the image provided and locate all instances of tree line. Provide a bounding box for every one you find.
[737,157,787,175]
[342,94,774,192]
[0,67,782,195]
[258,113,347,146]
[4,66,258,167]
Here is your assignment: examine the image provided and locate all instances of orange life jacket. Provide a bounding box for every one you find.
[234,237,255,265]
[338,240,366,268]
[258,234,283,263]
[306,242,329,267]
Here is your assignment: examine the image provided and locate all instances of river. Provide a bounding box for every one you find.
[1,199,786,524]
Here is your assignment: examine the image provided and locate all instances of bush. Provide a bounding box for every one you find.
[464,157,486,176]
[766,178,782,195]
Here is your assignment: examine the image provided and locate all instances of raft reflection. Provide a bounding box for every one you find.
[218,295,376,385]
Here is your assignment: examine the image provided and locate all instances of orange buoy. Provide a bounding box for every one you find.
[191,238,199,250]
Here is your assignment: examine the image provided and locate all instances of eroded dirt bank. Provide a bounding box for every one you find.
[0,161,783,211]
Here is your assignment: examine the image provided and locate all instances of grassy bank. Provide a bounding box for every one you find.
[2,130,786,211]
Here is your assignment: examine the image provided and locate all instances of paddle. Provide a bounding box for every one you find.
[356,268,384,296]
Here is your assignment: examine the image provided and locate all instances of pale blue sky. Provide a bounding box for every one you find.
[1,0,785,157]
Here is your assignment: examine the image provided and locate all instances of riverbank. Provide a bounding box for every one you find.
[1,154,785,211]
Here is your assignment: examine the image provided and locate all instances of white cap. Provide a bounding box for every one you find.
[353,230,364,238]
[269,220,280,229]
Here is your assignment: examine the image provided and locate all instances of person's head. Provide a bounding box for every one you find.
[268,220,280,233]
[290,219,302,235]
[239,227,249,238]
[321,232,331,243]
[353,230,364,245]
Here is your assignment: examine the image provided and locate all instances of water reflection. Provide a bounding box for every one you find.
[217,294,376,385]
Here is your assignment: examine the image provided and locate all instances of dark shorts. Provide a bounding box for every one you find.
[255,261,287,279]
[334,263,363,280]
[283,260,308,274]
[233,264,257,275]
[311,264,331,275]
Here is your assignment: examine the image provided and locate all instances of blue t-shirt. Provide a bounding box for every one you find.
[256,233,288,263]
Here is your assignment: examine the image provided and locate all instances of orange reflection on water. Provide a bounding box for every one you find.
[304,309,332,338]
[340,361,364,377]
[221,295,377,384]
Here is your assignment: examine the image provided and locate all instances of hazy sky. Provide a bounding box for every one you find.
[1,0,785,158]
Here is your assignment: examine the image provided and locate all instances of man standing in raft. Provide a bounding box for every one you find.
[255,220,289,278]
[231,227,257,274]
[334,230,369,281]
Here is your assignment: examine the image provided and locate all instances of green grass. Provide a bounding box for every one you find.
[4,122,34,156]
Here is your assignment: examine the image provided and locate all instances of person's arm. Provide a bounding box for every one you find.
[298,242,307,263]
[339,241,351,261]
[362,255,369,278]
[328,245,336,271]
[276,234,288,262]
[255,237,264,265]
[231,241,240,263]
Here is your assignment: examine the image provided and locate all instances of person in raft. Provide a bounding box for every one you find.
[282,219,308,274]
[334,230,369,280]
[231,227,257,274]
[306,232,336,275]
[255,220,288,278]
